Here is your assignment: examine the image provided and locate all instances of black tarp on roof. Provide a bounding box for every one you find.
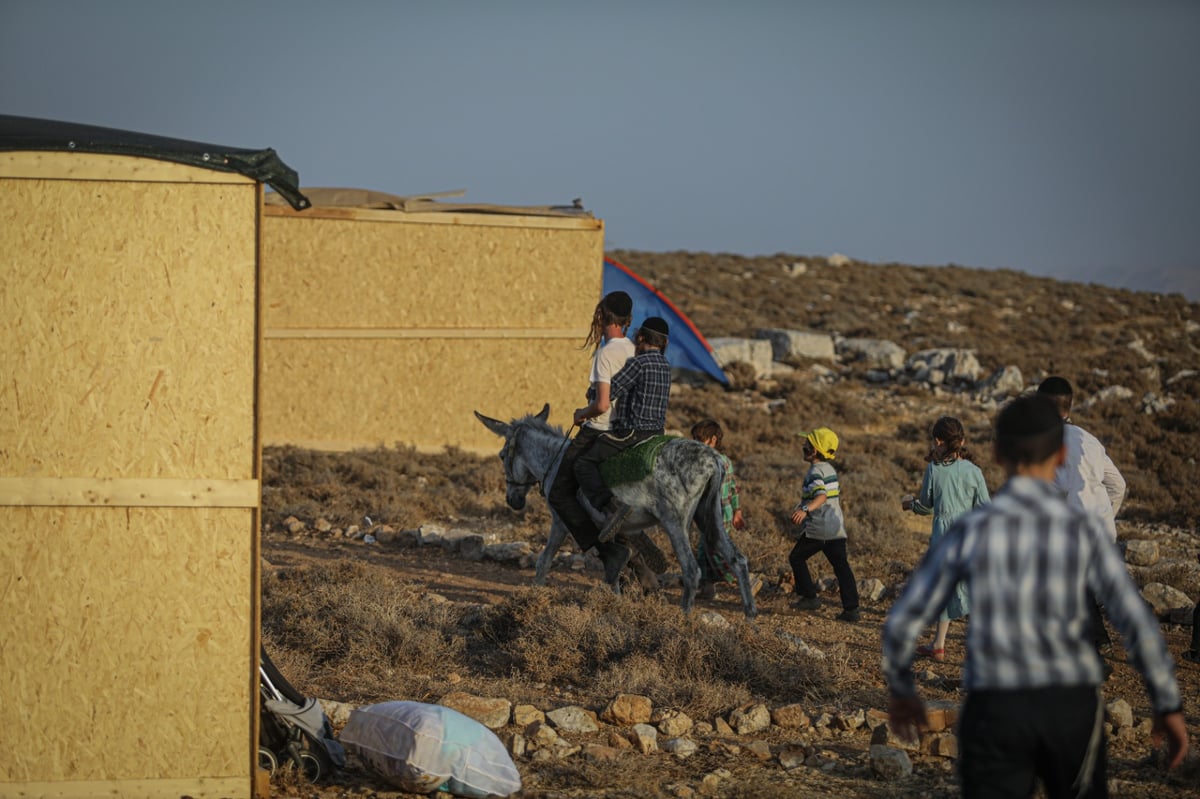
[0,115,309,210]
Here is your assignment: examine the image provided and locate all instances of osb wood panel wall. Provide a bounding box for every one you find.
[261,207,603,452]
[0,154,260,798]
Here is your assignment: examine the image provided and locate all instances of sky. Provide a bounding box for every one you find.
[2,1,1197,300]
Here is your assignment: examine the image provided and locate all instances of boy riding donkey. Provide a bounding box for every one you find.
[548,294,662,589]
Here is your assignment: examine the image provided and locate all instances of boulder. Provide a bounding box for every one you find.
[837,338,906,371]
[438,691,511,730]
[755,328,836,362]
[907,348,982,384]
[984,365,1024,397]
[1140,582,1193,618]
[1123,540,1160,567]
[1106,698,1134,730]
[869,745,913,779]
[729,703,771,735]
[546,705,599,733]
[602,694,652,726]
[708,337,775,378]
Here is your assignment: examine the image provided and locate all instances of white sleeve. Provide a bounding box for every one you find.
[1101,451,1126,519]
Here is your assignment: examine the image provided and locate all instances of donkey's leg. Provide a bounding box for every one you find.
[693,463,758,620]
[658,514,702,614]
[706,524,758,620]
[534,515,569,586]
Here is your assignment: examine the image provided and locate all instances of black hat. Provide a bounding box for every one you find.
[641,316,669,337]
[1037,376,1073,396]
[602,291,633,317]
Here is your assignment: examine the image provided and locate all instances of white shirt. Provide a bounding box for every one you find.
[1055,423,1126,541]
[585,336,635,431]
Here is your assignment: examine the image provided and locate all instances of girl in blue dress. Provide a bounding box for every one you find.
[901,416,990,661]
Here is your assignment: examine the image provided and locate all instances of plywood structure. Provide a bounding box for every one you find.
[0,152,262,798]
[262,203,604,453]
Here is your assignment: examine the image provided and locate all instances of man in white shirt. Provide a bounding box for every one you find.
[548,291,637,582]
[1038,376,1127,655]
[1037,376,1126,541]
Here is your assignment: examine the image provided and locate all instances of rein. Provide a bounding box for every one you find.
[508,423,576,498]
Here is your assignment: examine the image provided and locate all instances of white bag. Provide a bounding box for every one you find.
[339,700,521,798]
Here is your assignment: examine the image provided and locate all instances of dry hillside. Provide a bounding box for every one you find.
[260,251,1199,799]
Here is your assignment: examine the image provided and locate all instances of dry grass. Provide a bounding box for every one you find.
[263,563,830,720]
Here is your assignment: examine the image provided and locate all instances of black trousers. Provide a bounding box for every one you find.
[959,685,1106,799]
[1192,602,1200,653]
[547,426,604,552]
[788,536,859,610]
[575,428,659,511]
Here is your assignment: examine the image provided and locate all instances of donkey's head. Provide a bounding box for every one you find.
[474,404,550,511]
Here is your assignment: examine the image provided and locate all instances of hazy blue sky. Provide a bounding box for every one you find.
[3,1,1197,298]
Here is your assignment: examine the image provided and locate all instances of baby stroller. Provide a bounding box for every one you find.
[259,646,346,782]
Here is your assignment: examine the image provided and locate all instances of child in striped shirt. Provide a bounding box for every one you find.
[788,427,860,622]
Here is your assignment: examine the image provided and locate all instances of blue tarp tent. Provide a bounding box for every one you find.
[602,257,728,385]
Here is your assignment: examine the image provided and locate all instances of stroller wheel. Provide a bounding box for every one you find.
[258,747,278,775]
[291,750,323,783]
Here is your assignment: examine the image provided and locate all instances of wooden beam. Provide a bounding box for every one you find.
[0,478,260,508]
[0,151,257,184]
[2,776,251,798]
[264,327,585,339]
[264,203,604,231]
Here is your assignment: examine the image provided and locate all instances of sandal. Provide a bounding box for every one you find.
[916,644,945,662]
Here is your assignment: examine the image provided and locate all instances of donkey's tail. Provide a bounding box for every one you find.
[696,455,726,537]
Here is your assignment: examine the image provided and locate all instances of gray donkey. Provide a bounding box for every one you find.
[475,404,758,619]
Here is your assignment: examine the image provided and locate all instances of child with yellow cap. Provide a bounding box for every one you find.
[788,427,860,622]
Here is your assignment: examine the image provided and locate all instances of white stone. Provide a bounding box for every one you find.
[837,338,906,370]
[708,337,776,378]
[755,328,836,362]
[729,703,771,735]
[1123,540,1160,567]
[1105,698,1134,729]
[546,705,599,733]
[869,744,913,779]
[857,578,886,603]
[661,737,698,758]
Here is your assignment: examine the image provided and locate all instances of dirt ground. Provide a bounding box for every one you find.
[262,525,1200,799]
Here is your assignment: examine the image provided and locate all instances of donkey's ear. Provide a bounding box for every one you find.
[474,411,511,438]
[536,403,550,422]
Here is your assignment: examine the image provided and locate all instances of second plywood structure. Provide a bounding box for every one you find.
[262,191,604,453]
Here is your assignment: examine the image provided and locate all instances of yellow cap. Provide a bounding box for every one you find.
[801,427,839,460]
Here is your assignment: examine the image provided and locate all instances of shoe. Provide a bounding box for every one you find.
[916,644,945,662]
[597,499,633,543]
[837,608,861,623]
[791,596,821,611]
[1182,650,1200,664]
[698,581,717,600]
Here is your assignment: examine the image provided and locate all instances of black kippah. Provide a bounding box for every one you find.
[641,316,669,337]
[602,291,633,317]
[1037,376,1073,396]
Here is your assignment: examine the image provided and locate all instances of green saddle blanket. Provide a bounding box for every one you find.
[599,435,678,487]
